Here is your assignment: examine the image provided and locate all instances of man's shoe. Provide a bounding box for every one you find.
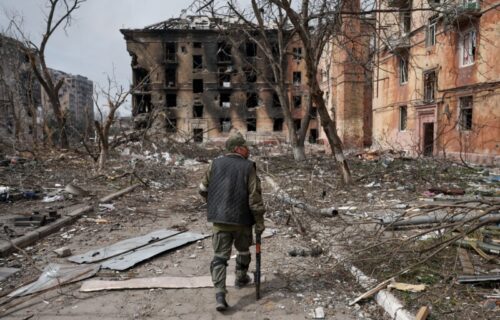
[234,274,252,288]
[215,292,228,311]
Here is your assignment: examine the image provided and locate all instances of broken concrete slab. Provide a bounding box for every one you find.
[101,232,209,271]
[68,229,182,264]
[54,246,72,258]
[8,263,100,298]
[0,267,20,281]
[80,273,261,292]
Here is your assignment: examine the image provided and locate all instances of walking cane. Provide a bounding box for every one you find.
[255,232,261,300]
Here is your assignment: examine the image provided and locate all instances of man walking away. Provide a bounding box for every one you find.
[199,132,265,311]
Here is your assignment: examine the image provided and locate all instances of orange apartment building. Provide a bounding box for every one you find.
[373,0,500,165]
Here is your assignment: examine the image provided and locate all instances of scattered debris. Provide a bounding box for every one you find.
[415,306,431,320]
[457,274,500,284]
[68,229,181,264]
[8,264,100,298]
[0,267,20,281]
[64,183,89,196]
[100,232,209,271]
[312,306,325,319]
[41,195,64,203]
[54,247,72,258]
[387,282,426,293]
[349,278,393,306]
[457,248,475,275]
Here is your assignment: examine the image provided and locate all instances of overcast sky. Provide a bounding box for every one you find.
[0,0,194,115]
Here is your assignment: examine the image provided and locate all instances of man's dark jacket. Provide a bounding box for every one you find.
[207,155,255,226]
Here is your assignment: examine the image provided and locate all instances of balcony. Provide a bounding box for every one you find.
[387,34,411,53]
[444,2,482,25]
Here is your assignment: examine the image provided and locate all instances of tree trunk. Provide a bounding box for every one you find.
[98,143,108,173]
[293,145,306,161]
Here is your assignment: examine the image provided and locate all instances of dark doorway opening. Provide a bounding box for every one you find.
[423,122,434,156]
[193,129,203,142]
[309,129,318,144]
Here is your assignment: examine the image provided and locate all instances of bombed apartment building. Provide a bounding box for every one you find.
[373,0,500,165]
[0,34,42,143]
[40,69,94,140]
[120,15,318,144]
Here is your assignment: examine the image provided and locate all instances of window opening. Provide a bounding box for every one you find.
[247,118,257,131]
[193,79,204,93]
[459,96,473,130]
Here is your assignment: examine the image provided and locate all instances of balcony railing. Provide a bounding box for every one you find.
[444,1,482,24]
[387,34,411,52]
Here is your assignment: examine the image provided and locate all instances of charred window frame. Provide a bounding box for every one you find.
[220,93,231,108]
[193,104,204,118]
[165,42,176,62]
[246,42,257,57]
[426,16,438,47]
[293,72,302,86]
[217,42,232,62]
[423,71,436,103]
[245,68,257,83]
[293,95,302,108]
[247,118,257,131]
[219,118,231,132]
[273,118,284,131]
[246,92,258,109]
[193,55,203,70]
[193,79,204,93]
[399,54,408,85]
[166,68,176,88]
[166,118,177,132]
[273,93,281,108]
[460,29,476,67]
[459,96,473,131]
[399,105,407,131]
[166,94,177,108]
[219,68,232,87]
[293,47,302,60]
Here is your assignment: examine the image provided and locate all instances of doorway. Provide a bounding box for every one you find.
[423,122,434,157]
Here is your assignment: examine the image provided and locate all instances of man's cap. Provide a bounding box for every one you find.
[225,132,247,151]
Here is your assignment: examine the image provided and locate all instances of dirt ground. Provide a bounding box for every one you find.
[0,142,498,319]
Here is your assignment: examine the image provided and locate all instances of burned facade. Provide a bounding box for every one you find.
[373,0,500,165]
[121,16,317,144]
[0,34,42,143]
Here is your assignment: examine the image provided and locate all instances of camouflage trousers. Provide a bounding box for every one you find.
[211,228,252,294]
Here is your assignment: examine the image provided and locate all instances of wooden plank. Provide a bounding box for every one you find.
[80,274,262,292]
[349,278,392,306]
[415,306,430,320]
[457,248,475,275]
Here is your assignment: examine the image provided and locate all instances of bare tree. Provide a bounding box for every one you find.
[8,0,86,149]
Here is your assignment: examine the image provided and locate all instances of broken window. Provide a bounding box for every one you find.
[293,95,302,108]
[459,96,473,130]
[247,118,256,131]
[193,55,203,70]
[460,29,476,67]
[217,42,232,62]
[426,16,437,47]
[399,54,408,84]
[294,119,301,131]
[165,42,176,62]
[220,93,231,108]
[245,69,257,83]
[193,79,204,93]
[166,118,177,132]
[310,106,317,118]
[293,72,302,85]
[220,118,231,132]
[399,105,407,131]
[181,46,187,53]
[193,128,203,142]
[166,94,177,108]
[273,118,284,131]
[293,47,302,60]
[400,10,411,34]
[424,71,436,103]
[166,68,176,87]
[273,93,281,108]
[134,68,150,91]
[135,94,152,114]
[193,42,202,48]
[309,129,318,144]
[246,92,258,109]
[246,42,257,57]
[193,104,204,118]
[219,69,231,87]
